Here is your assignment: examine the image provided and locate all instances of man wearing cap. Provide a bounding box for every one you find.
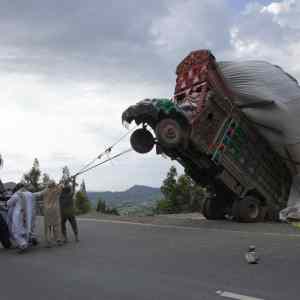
[40,181,64,247]
[60,176,79,243]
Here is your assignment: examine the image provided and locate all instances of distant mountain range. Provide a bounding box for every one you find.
[87,185,162,208]
[1,181,161,210]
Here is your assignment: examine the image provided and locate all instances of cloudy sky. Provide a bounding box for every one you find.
[0,0,299,191]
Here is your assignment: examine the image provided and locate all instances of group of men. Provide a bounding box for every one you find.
[0,176,79,253]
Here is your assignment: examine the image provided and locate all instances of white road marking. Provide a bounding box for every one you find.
[216,290,264,300]
[78,217,300,238]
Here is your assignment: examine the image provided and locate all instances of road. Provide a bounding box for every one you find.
[1,217,300,300]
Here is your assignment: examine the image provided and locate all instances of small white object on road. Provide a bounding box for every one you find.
[216,290,264,300]
[245,245,259,264]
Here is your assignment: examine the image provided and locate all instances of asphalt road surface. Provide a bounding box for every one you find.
[1,217,300,300]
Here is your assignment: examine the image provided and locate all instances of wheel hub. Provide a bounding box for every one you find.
[165,126,177,140]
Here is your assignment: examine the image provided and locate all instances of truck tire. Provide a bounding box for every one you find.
[156,118,185,149]
[265,207,280,222]
[235,196,261,223]
[202,197,225,220]
[232,200,241,222]
[0,214,11,249]
[130,128,155,154]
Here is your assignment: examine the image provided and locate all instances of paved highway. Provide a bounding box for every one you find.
[1,218,300,300]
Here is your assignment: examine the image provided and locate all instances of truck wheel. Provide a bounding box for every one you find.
[130,128,155,154]
[156,118,184,149]
[202,197,225,220]
[232,200,241,221]
[236,196,261,223]
[265,207,280,222]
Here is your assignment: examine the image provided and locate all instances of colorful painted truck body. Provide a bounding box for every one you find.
[122,50,293,222]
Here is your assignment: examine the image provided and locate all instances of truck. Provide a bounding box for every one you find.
[122,50,295,222]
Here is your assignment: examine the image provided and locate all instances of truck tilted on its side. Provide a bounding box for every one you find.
[122,50,294,222]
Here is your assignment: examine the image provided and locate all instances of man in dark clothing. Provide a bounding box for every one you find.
[60,177,79,242]
[0,179,5,202]
[0,205,11,249]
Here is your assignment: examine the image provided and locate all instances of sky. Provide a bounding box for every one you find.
[1,0,300,191]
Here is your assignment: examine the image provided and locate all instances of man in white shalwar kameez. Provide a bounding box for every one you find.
[7,184,37,252]
[39,181,64,247]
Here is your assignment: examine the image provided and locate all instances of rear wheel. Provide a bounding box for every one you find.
[130,128,155,154]
[232,200,241,221]
[265,207,280,222]
[233,196,261,222]
[202,197,225,220]
[156,118,185,149]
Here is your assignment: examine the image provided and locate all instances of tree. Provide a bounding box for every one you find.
[80,180,88,198]
[61,166,70,184]
[108,207,119,216]
[96,197,106,213]
[95,198,119,215]
[23,158,41,191]
[156,166,206,214]
[158,165,180,213]
[42,173,51,187]
[160,166,177,200]
[175,174,194,212]
[190,185,206,211]
[156,198,173,214]
[75,191,91,214]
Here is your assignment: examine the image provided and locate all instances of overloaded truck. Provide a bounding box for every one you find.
[122,50,297,222]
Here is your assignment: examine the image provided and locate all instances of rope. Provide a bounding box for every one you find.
[76,126,137,174]
[110,126,137,148]
[76,148,111,174]
[74,148,132,177]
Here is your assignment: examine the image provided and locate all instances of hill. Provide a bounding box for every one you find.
[87,185,162,208]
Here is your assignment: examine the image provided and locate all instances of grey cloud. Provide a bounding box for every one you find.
[231,1,300,80]
[0,0,170,83]
[0,0,235,86]
[235,3,300,47]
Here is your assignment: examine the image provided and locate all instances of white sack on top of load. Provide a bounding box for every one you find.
[217,60,300,217]
[279,174,300,221]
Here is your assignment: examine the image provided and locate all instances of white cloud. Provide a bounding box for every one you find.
[261,0,295,16]
[151,0,232,61]
[230,0,300,78]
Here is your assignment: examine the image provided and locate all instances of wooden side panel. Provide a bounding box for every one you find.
[190,96,228,154]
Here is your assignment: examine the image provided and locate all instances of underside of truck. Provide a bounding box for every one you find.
[122,98,270,222]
